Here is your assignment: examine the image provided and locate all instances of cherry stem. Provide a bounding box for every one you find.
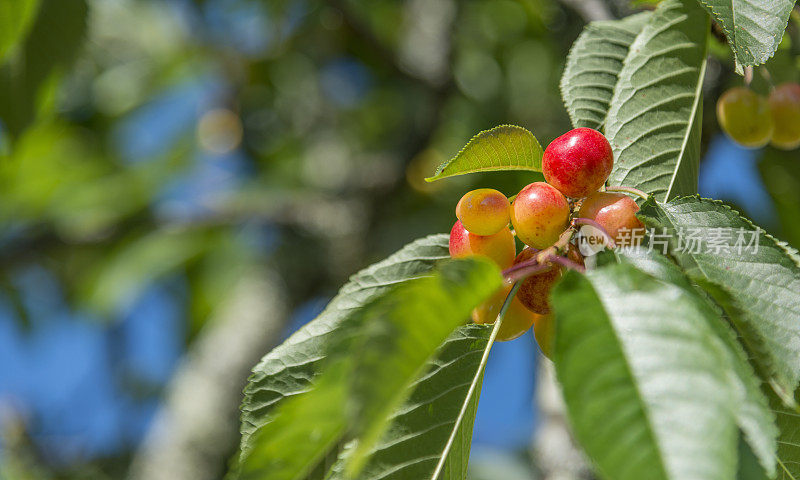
[502,261,551,283]
[524,227,577,269]
[571,217,617,249]
[546,227,577,257]
[744,66,754,86]
[494,281,521,326]
[760,66,775,90]
[502,250,586,283]
[605,185,649,200]
[548,254,586,273]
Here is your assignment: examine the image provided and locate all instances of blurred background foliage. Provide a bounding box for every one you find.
[0,0,797,479]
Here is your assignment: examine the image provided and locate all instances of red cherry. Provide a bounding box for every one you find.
[542,128,614,198]
[578,192,644,245]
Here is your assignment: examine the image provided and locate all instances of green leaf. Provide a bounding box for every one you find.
[0,0,41,64]
[425,125,543,182]
[737,387,800,480]
[605,0,708,201]
[615,248,778,475]
[694,0,795,73]
[0,0,87,138]
[239,359,349,480]
[239,234,452,454]
[738,432,771,480]
[638,195,800,400]
[759,148,800,249]
[767,387,800,479]
[342,259,502,476]
[238,257,502,480]
[325,323,493,480]
[552,262,776,480]
[238,235,509,480]
[560,12,651,130]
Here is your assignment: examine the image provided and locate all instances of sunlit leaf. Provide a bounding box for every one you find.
[239,235,453,455]
[238,235,511,480]
[426,125,542,182]
[553,262,776,480]
[767,387,800,479]
[238,257,501,480]
[560,12,650,130]
[639,195,800,401]
[614,248,778,474]
[605,0,708,201]
[693,0,795,73]
[325,323,493,480]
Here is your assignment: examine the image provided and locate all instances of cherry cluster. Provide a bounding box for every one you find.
[448,128,644,353]
[717,83,800,149]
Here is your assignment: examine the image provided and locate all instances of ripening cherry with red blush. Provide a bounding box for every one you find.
[542,128,614,199]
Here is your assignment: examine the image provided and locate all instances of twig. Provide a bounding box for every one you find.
[535,228,578,265]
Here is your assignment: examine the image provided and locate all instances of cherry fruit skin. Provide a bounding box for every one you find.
[455,188,511,235]
[542,128,614,199]
[472,285,538,341]
[769,83,800,150]
[513,248,560,314]
[449,220,515,269]
[513,245,584,315]
[510,182,570,249]
[578,192,644,244]
[716,87,773,148]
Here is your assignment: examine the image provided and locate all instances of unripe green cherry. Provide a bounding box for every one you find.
[769,83,800,150]
[578,192,644,245]
[510,182,570,249]
[449,220,516,269]
[472,284,538,341]
[455,188,511,235]
[716,87,773,148]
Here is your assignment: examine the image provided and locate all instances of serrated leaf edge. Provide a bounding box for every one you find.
[660,194,800,269]
[425,124,542,182]
[559,12,652,130]
[695,0,792,73]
